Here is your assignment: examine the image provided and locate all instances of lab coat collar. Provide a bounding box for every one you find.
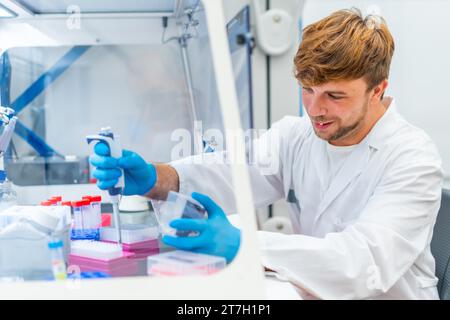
[314,97,397,221]
[364,97,399,151]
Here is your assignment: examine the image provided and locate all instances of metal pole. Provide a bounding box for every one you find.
[179,36,203,155]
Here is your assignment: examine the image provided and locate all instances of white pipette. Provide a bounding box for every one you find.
[87,127,124,247]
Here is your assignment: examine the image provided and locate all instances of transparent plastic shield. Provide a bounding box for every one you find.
[0,1,255,283]
[13,0,200,14]
[4,43,194,187]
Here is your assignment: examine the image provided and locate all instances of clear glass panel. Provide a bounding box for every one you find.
[187,5,253,153]
[4,43,193,186]
[14,0,200,14]
[227,6,253,131]
[0,2,249,282]
[0,4,17,18]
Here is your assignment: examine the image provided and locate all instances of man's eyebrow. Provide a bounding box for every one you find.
[324,90,347,95]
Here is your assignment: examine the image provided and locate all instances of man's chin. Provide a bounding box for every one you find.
[312,128,334,141]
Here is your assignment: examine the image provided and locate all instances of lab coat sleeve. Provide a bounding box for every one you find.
[169,117,298,214]
[258,138,443,299]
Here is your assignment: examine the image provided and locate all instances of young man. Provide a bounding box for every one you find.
[90,9,443,299]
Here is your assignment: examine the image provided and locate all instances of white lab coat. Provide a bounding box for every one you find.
[170,99,443,299]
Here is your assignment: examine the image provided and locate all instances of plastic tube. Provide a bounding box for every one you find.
[70,199,95,240]
[83,199,96,240]
[90,195,102,235]
[82,195,101,240]
[48,239,67,280]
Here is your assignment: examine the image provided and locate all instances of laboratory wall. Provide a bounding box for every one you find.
[302,0,450,188]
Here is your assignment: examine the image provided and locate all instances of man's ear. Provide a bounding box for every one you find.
[372,79,388,101]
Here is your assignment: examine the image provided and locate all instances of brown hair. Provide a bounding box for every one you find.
[294,8,395,90]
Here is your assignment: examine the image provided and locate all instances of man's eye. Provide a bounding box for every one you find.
[303,87,313,93]
[328,94,344,100]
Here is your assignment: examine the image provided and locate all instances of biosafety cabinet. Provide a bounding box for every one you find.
[0,0,303,298]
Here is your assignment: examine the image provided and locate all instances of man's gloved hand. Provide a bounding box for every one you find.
[162,192,241,263]
[89,142,157,196]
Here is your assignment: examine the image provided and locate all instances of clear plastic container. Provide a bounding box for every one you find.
[147,250,226,276]
[0,222,53,280]
[154,191,207,237]
[0,171,18,212]
[100,224,160,244]
[0,206,71,280]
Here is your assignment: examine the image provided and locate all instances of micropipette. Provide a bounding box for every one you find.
[87,127,124,247]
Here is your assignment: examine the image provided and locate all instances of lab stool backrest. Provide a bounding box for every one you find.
[431,189,450,300]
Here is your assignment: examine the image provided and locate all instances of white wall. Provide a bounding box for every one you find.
[303,0,450,188]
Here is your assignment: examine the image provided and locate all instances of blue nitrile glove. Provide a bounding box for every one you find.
[162,192,241,263]
[89,142,157,196]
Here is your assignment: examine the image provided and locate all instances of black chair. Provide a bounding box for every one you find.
[431,189,450,300]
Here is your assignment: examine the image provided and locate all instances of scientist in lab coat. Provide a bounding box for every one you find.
[90,9,443,299]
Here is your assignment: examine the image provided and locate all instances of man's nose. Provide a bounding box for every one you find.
[305,96,327,118]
